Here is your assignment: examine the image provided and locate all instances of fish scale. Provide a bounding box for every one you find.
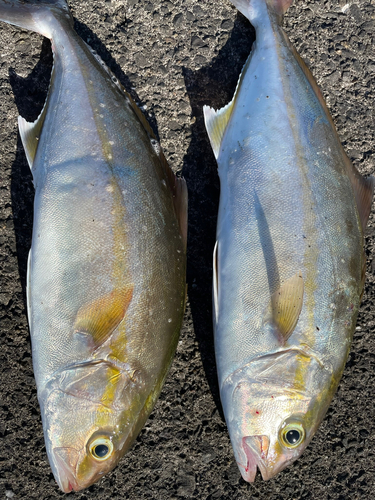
[204,0,373,483]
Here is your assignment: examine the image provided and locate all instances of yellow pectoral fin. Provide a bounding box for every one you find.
[269,271,304,343]
[74,284,134,347]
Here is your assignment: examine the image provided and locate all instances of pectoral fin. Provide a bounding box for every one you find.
[269,271,304,343]
[74,284,133,348]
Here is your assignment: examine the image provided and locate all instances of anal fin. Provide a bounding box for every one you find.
[203,103,235,160]
[18,114,44,170]
[203,46,254,160]
[18,57,53,170]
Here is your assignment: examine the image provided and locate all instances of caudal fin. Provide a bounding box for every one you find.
[229,0,293,20]
[0,0,72,38]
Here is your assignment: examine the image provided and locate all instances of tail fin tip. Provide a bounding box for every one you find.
[229,0,293,18]
[0,0,71,38]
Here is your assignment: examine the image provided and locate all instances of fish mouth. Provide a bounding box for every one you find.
[239,435,294,482]
[238,436,261,482]
[239,435,279,482]
[53,447,81,492]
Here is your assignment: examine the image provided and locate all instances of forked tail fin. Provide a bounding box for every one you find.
[229,0,293,22]
[0,0,73,38]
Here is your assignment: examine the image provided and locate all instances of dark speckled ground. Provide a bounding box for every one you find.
[1,1,375,499]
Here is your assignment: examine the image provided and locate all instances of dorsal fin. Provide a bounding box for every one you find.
[285,36,374,230]
[153,143,187,248]
[85,41,188,246]
[127,97,188,247]
[344,155,374,231]
[89,45,188,247]
[268,271,304,344]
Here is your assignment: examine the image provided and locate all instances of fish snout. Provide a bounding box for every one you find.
[53,447,80,492]
[240,435,270,482]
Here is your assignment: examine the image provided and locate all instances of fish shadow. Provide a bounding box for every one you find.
[9,19,160,304]
[9,38,52,306]
[182,14,255,416]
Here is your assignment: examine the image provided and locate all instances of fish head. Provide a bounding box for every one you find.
[50,424,123,493]
[39,361,145,492]
[237,400,311,482]
[221,348,333,482]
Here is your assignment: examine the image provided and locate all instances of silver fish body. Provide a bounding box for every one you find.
[0,0,187,492]
[204,0,373,482]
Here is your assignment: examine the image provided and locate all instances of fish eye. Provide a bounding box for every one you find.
[89,437,114,461]
[280,422,305,449]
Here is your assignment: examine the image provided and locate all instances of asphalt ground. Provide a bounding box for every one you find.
[0,0,374,499]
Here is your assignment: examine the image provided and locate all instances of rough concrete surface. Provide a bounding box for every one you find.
[0,0,374,498]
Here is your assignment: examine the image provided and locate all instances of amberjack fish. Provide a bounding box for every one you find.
[204,0,373,482]
[0,0,187,492]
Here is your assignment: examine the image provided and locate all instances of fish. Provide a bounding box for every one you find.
[203,0,373,483]
[0,0,187,492]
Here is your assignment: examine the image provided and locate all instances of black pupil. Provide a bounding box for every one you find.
[286,429,300,445]
[94,444,109,457]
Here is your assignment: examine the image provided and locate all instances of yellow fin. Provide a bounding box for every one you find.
[74,284,133,348]
[269,271,304,343]
[203,102,235,159]
[203,47,254,160]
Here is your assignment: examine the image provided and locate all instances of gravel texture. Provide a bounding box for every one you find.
[0,0,375,499]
